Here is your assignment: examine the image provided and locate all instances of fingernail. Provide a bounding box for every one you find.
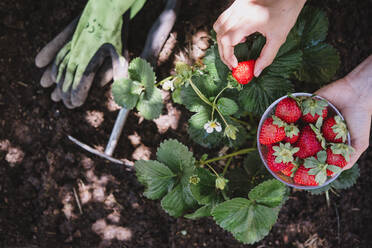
[254,68,262,77]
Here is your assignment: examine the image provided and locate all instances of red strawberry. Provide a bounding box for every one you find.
[326,148,346,176]
[322,116,348,143]
[326,144,354,176]
[232,60,255,84]
[302,108,328,123]
[281,161,299,177]
[293,166,318,186]
[283,123,300,144]
[301,98,328,123]
[294,125,323,158]
[275,97,302,123]
[266,143,299,172]
[259,116,286,145]
[266,147,289,172]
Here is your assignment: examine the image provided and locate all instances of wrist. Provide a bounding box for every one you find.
[344,73,372,115]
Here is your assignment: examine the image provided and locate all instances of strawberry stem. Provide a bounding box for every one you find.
[200,147,256,166]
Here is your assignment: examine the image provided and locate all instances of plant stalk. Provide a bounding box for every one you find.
[200,147,256,165]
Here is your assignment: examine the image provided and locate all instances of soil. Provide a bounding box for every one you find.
[1,0,372,247]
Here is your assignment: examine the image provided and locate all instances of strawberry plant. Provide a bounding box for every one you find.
[113,6,360,244]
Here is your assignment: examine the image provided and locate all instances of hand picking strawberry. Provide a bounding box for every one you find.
[232,60,255,84]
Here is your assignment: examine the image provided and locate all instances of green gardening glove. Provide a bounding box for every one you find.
[35,0,145,108]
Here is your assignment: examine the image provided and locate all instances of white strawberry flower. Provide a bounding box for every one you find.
[204,120,222,133]
[162,79,175,91]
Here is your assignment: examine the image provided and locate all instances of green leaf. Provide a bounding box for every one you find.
[225,124,248,148]
[296,43,340,84]
[181,74,218,112]
[136,87,163,120]
[188,107,224,148]
[203,45,230,82]
[227,151,272,197]
[184,205,214,220]
[171,87,182,104]
[128,57,156,95]
[136,139,198,217]
[332,164,360,190]
[135,160,176,200]
[294,6,328,47]
[217,97,239,116]
[307,164,360,195]
[247,35,266,60]
[156,139,195,175]
[190,168,221,205]
[239,76,293,115]
[112,78,141,109]
[212,180,286,244]
[248,180,287,208]
[234,42,250,61]
[161,183,196,217]
[264,46,302,79]
[130,0,147,19]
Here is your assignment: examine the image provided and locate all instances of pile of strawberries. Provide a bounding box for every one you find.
[259,95,354,186]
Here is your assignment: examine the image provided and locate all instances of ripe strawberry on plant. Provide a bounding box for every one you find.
[326,143,355,176]
[259,116,286,145]
[294,125,323,158]
[232,60,255,85]
[293,166,318,186]
[322,115,348,143]
[301,97,328,123]
[266,142,299,172]
[275,97,302,123]
[283,123,300,144]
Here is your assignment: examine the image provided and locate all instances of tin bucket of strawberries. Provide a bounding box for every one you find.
[257,93,353,189]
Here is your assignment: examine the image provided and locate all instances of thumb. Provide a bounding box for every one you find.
[254,37,284,77]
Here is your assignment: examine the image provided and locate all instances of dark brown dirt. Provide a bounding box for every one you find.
[0,0,371,247]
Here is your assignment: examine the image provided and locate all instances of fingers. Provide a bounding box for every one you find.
[35,18,78,68]
[51,87,62,102]
[57,53,71,87]
[71,70,95,107]
[254,36,285,77]
[40,65,54,88]
[95,59,113,87]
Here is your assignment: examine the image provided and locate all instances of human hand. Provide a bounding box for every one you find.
[213,0,306,75]
[315,55,372,170]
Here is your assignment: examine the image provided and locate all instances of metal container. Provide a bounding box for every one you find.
[257,92,351,189]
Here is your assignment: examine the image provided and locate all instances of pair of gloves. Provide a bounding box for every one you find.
[35,0,148,108]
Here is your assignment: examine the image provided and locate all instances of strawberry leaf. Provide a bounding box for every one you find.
[238,76,294,115]
[203,45,230,82]
[135,139,198,217]
[135,160,176,200]
[184,205,214,220]
[190,168,222,205]
[226,151,272,197]
[188,107,224,148]
[211,180,286,244]
[307,164,360,195]
[112,78,141,109]
[128,57,156,96]
[289,6,328,47]
[136,87,163,120]
[288,6,339,83]
[296,43,340,84]
[217,97,239,116]
[331,163,360,190]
